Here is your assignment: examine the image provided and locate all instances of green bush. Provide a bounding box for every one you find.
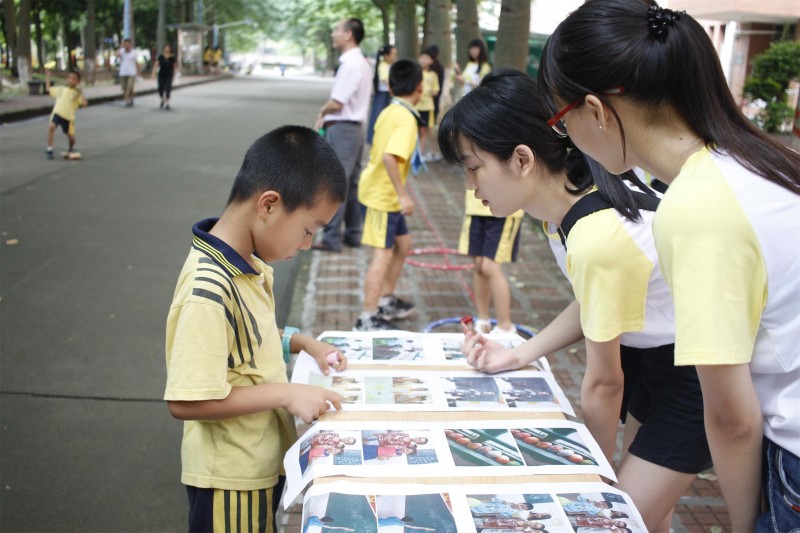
[743,40,800,133]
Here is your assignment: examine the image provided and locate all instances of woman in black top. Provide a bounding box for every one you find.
[152,43,177,110]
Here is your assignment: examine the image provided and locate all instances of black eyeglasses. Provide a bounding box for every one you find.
[546,87,625,137]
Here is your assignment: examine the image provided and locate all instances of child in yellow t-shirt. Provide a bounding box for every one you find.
[44,69,87,159]
[417,50,440,163]
[165,126,350,532]
[356,59,424,331]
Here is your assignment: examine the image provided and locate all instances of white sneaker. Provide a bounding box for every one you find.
[475,319,492,334]
[490,325,517,335]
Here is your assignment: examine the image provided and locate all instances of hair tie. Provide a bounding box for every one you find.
[647,4,685,41]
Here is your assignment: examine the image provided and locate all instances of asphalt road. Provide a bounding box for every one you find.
[0,75,331,532]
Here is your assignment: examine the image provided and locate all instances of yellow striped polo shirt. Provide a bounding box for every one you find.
[165,218,296,490]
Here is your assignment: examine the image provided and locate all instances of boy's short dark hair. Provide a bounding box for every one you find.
[389,59,422,97]
[68,70,82,82]
[227,126,346,211]
[344,18,365,44]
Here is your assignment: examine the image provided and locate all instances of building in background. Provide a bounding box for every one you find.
[669,0,800,103]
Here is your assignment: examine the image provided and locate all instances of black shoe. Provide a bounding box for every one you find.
[165,105,171,110]
[160,101,164,109]
[344,238,361,248]
[354,314,397,331]
[46,149,54,160]
[378,295,415,320]
[311,242,341,253]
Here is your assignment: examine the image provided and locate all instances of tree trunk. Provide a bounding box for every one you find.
[16,0,32,85]
[455,0,480,69]
[3,0,18,74]
[85,0,96,84]
[425,0,451,67]
[156,0,165,55]
[371,0,391,46]
[33,0,44,69]
[394,0,418,60]
[493,0,530,71]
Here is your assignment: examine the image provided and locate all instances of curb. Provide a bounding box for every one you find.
[0,74,232,123]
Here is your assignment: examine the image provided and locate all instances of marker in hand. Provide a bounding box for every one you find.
[461,315,475,335]
[326,352,340,371]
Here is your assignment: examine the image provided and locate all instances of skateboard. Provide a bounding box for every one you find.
[60,151,82,160]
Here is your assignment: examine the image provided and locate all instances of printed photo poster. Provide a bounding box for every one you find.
[283,420,614,504]
[300,482,647,533]
[292,353,572,416]
[315,331,535,367]
[301,489,457,533]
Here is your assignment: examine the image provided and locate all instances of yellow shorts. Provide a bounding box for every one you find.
[458,215,521,263]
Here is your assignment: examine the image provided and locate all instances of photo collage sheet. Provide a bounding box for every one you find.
[300,481,648,533]
[284,420,615,503]
[291,354,572,415]
[316,330,546,369]
[289,331,644,530]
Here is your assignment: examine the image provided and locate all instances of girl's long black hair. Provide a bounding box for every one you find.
[538,0,800,194]
[438,69,652,222]
[373,44,395,93]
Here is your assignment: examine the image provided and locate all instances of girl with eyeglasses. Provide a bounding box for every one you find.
[538,1,800,531]
[442,69,710,532]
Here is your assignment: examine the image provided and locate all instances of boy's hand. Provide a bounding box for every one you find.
[462,331,521,374]
[305,338,348,374]
[399,195,415,216]
[285,384,342,424]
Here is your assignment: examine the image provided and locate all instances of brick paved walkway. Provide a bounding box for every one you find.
[280,160,730,532]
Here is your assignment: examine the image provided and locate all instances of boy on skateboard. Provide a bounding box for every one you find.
[45,69,87,160]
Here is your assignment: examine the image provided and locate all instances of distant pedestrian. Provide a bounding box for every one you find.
[164,126,350,533]
[423,45,445,124]
[151,43,177,110]
[117,39,139,107]
[355,59,423,331]
[313,18,373,252]
[417,48,440,162]
[212,46,223,74]
[454,38,491,97]
[202,45,212,74]
[44,69,87,159]
[366,44,396,145]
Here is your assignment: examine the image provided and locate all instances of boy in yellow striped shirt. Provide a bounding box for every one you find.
[44,69,87,159]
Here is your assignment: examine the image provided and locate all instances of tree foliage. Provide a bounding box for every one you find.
[743,39,800,133]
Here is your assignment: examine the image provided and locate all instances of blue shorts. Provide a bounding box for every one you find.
[360,205,409,249]
[186,477,284,533]
[756,438,800,533]
[51,114,75,136]
[458,215,521,263]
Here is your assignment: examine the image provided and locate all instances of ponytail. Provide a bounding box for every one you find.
[373,45,394,93]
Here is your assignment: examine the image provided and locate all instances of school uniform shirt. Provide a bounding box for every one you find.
[164,219,296,491]
[357,103,418,212]
[416,69,440,112]
[377,60,391,93]
[461,61,492,95]
[464,192,525,219]
[49,86,82,122]
[323,47,372,124]
[546,206,675,349]
[653,148,800,456]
